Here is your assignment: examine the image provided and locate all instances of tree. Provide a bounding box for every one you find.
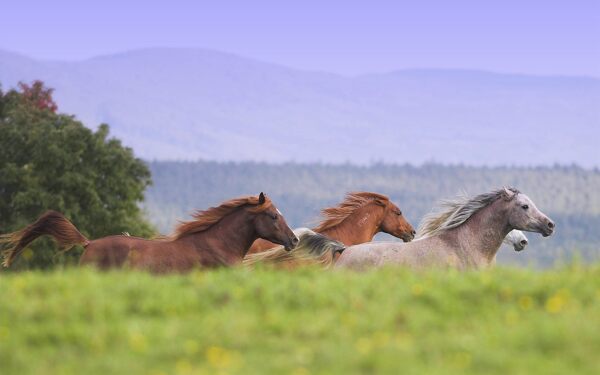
[17,80,58,113]
[0,81,155,269]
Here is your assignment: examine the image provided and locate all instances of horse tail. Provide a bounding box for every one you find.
[1,211,89,267]
[244,231,345,269]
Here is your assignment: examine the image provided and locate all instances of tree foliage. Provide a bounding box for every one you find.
[17,80,58,113]
[0,82,154,269]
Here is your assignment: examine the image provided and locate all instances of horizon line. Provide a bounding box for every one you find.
[1,46,599,81]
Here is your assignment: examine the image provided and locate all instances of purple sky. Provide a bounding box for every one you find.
[3,0,599,76]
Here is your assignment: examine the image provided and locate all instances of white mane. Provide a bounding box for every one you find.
[417,187,520,239]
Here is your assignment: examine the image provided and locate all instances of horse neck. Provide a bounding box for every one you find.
[447,199,511,267]
[181,209,258,264]
[319,204,384,246]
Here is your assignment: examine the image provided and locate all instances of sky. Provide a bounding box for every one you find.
[2,0,599,76]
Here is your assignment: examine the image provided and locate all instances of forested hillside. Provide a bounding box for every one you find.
[144,161,600,267]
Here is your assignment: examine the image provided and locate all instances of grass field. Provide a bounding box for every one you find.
[1,266,599,375]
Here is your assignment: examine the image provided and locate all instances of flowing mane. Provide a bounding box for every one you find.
[417,187,520,239]
[172,195,273,239]
[244,228,345,269]
[313,192,389,232]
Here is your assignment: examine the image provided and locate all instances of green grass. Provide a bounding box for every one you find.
[1,266,599,375]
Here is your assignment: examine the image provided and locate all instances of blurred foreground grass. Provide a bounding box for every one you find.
[1,265,599,374]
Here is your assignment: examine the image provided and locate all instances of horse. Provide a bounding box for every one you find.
[246,228,530,271]
[504,230,528,252]
[335,187,554,271]
[1,193,298,271]
[243,228,346,269]
[246,192,415,255]
[412,191,530,253]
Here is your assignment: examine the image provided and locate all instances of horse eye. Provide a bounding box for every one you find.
[397,211,402,216]
[522,205,529,210]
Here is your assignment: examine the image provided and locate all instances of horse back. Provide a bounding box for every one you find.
[126,240,202,274]
[79,235,152,270]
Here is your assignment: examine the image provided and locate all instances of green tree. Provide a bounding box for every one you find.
[0,81,155,269]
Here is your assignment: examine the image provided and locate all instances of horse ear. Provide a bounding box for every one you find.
[374,198,387,207]
[258,192,266,205]
[502,187,516,200]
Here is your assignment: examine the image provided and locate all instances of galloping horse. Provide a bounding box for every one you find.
[247,192,416,255]
[245,227,531,271]
[504,230,529,252]
[336,187,554,270]
[243,228,346,269]
[2,193,298,271]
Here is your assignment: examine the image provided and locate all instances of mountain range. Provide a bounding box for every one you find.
[1,48,598,166]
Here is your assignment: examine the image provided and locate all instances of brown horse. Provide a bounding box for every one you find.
[248,192,416,254]
[2,193,298,271]
[244,192,415,266]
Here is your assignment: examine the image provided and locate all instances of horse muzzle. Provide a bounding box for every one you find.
[284,235,299,251]
[540,226,555,237]
[514,239,528,251]
[534,219,555,237]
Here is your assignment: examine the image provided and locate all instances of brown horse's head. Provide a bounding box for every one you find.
[379,199,416,242]
[252,193,299,251]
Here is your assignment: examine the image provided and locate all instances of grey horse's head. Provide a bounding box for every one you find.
[503,230,529,252]
[502,188,555,237]
[294,228,346,259]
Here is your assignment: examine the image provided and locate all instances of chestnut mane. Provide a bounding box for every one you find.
[172,195,273,239]
[313,192,389,232]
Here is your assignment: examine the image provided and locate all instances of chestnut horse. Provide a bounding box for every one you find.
[2,193,298,271]
[247,192,415,255]
[244,192,415,266]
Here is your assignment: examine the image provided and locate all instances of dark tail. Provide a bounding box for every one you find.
[1,211,89,267]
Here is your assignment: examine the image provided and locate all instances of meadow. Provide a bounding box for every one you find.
[1,265,599,374]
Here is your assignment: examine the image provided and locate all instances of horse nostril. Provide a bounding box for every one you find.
[547,221,555,229]
[411,230,416,236]
[521,240,528,246]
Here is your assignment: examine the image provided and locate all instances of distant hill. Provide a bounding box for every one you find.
[1,48,599,166]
